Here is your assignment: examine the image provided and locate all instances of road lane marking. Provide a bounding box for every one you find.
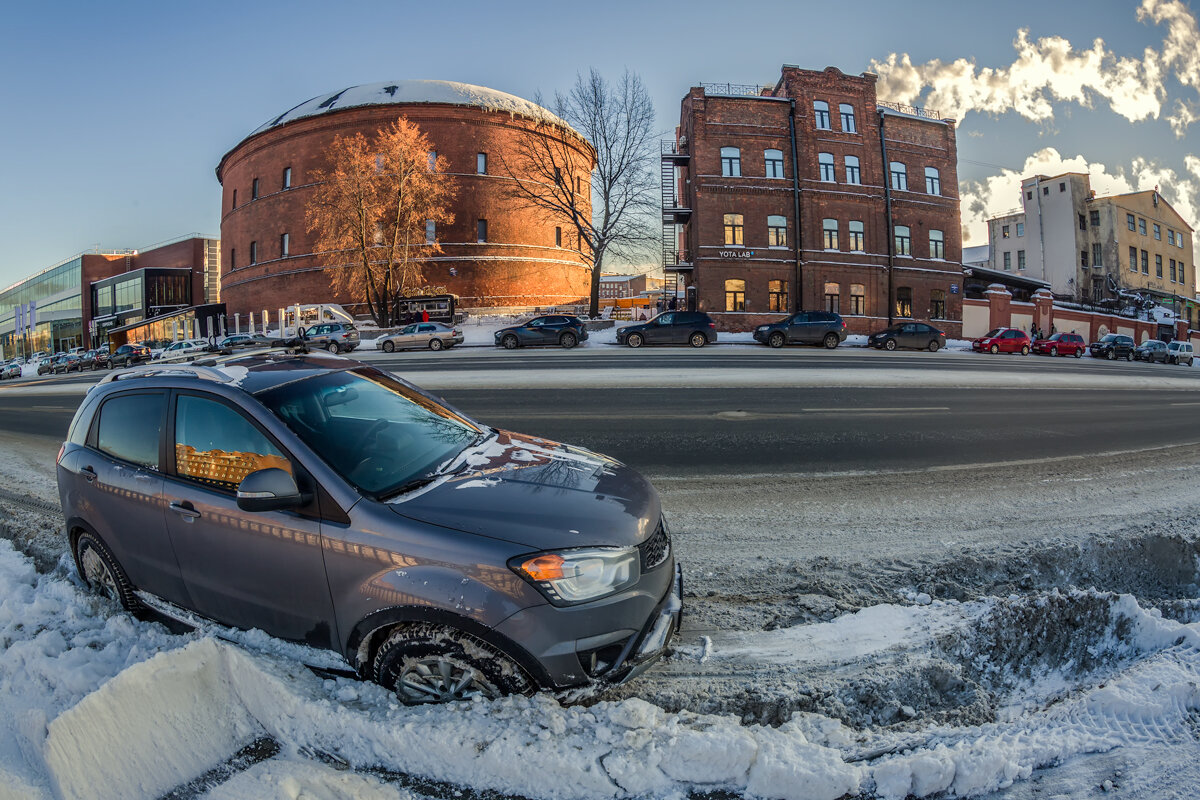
[800,406,950,412]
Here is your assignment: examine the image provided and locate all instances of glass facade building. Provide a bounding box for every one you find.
[91,268,193,345]
[0,257,84,357]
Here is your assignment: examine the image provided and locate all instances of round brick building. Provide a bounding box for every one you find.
[215,80,595,317]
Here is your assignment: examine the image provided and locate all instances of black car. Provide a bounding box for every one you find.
[1089,333,1135,361]
[753,311,847,349]
[1134,340,1169,363]
[107,343,152,369]
[615,311,716,348]
[494,315,589,349]
[869,322,947,352]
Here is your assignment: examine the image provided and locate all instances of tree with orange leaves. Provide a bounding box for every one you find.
[306,117,455,326]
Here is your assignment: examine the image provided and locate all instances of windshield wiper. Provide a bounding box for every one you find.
[377,474,439,500]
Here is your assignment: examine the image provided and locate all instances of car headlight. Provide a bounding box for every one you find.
[511,547,640,605]
[756,326,768,332]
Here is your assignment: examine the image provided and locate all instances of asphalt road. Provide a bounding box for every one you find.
[2,347,1198,476]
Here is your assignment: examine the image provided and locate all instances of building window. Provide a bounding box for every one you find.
[769,280,788,312]
[725,279,746,311]
[1044,187,1049,195]
[1154,223,1162,240]
[280,233,289,257]
[1170,259,1177,282]
[822,218,839,250]
[1002,224,1010,239]
[818,152,836,182]
[844,155,860,184]
[1142,250,1149,273]
[894,224,911,256]
[1059,182,1066,192]
[1090,210,1100,227]
[1092,243,1103,267]
[428,151,438,171]
[895,287,913,318]
[232,189,237,209]
[764,149,784,178]
[925,167,941,195]
[555,227,562,247]
[824,282,840,313]
[839,103,856,133]
[426,219,436,244]
[724,213,744,245]
[1168,230,1176,246]
[576,176,582,194]
[720,147,741,177]
[813,100,831,129]
[252,178,260,200]
[848,220,864,251]
[1026,190,1033,200]
[1130,245,1138,271]
[1156,254,1163,277]
[477,153,487,175]
[1180,263,1187,284]
[890,162,907,191]
[929,229,944,259]
[1003,252,1011,270]
[230,248,235,270]
[1018,250,1026,270]
[1139,218,1147,235]
[1128,214,1136,231]
[1078,214,1086,231]
[850,284,865,315]
[282,167,292,189]
[477,219,487,243]
[767,215,787,247]
[249,241,257,265]
[1016,222,1024,236]
[1081,250,1088,268]
[931,289,946,319]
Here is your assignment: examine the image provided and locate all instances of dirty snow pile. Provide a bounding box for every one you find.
[3,533,1200,799]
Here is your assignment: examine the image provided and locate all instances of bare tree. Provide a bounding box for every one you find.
[306,117,456,326]
[502,69,658,317]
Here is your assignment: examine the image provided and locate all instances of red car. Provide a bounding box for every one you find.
[1032,332,1087,358]
[972,327,1030,355]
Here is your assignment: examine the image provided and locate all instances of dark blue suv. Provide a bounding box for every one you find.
[495,315,589,349]
[753,311,847,349]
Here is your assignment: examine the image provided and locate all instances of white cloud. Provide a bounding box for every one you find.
[960,147,1200,245]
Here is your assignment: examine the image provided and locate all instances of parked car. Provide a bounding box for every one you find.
[868,322,947,352]
[1166,340,1195,366]
[75,350,102,371]
[218,334,273,351]
[1089,333,1135,361]
[299,322,360,354]
[1032,332,1087,358]
[53,354,84,374]
[106,343,152,369]
[157,339,213,361]
[377,322,464,352]
[615,311,716,348]
[58,351,680,705]
[494,315,589,350]
[753,311,847,349]
[972,328,1031,355]
[0,362,21,380]
[37,355,61,376]
[1134,340,1170,363]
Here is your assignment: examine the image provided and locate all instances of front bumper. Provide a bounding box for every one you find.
[604,563,683,686]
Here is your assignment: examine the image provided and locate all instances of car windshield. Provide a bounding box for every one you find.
[259,367,484,499]
[1101,334,1119,342]
[983,329,1001,338]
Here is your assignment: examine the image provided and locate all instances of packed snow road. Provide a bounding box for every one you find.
[0,353,1198,799]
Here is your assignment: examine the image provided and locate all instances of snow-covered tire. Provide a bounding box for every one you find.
[1107,350,1115,360]
[1074,348,1082,358]
[382,340,395,353]
[1050,346,1058,357]
[74,530,140,611]
[1125,351,1132,361]
[372,623,533,705]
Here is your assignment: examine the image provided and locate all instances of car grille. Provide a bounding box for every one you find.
[639,521,671,571]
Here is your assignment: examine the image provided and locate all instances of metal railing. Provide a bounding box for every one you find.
[661,140,688,156]
[701,82,769,97]
[878,101,941,120]
[662,250,693,267]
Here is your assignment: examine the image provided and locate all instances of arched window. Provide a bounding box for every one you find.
[844,155,861,184]
[720,147,741,177]
[890,161,907,191]
[813,100,831,129]
[929,229,945,259]
[767,215,787,247]
[764,149,784,179]
[818,152,835,182]
[925,167,941,195]
[894,225,911,256]
[931,289,946,319]
[848,220,865,251]
[839,103,856,133]
[824,282,840,313]
[850,284,866,315]
[723,214,744,245]
[725,279,746,312]
[769,280,789,312]
[895,287,913,318]
[822,218,839,250]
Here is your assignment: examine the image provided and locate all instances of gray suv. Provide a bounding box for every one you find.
[57,351,680,703]
[299,322,360,354]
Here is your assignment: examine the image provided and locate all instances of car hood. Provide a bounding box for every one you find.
[388,430,661,550]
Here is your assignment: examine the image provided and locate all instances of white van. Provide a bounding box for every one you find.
[1166,340,1195,366]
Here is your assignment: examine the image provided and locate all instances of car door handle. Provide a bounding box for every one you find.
[80,466,97,483]
[169,501,201,520]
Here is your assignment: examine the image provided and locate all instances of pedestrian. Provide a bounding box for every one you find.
[420,308,430,323]
[656,298,664,314]
[668,295,678,311]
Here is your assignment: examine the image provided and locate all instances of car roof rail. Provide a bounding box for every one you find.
[97,363,235,386]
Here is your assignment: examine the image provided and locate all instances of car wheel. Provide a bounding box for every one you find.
[627,333,644,348]
[989,344,999,354]
[885,339,897,351]
[74,530,140,611]
[822,333,839,349]
[768,332,785,348]
[382,340,395,353]
[326,342,340,354]
[559,332,578,349]
[1021,345,1030,356]
[501,334,519,350]
[689,332,707,348]
[372,623,533,705]
[927,340,940,353]
[1074,348,1082,358]
[1125,351,1132,362]
[1050,346,1058,357]
[1107,350,1115,360]
[429,338,445,351]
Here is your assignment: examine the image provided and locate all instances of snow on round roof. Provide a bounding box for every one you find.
[249,80,571,137]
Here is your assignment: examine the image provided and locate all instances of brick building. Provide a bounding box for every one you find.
[216,80,595,318]
[664,66,963,334]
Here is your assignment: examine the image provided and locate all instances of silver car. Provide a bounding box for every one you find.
[1167,340,1195,365]
[375,322,464,352]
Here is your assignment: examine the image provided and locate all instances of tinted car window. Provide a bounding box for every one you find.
[656,313,676,325]
[174,394,291,492]
[96,393,164,469]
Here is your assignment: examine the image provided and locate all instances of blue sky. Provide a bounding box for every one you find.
[1,0,1195,287]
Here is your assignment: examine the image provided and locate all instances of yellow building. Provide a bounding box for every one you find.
[1099,190,1194,302]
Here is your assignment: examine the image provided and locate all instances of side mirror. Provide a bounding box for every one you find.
[236,468,303,512]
